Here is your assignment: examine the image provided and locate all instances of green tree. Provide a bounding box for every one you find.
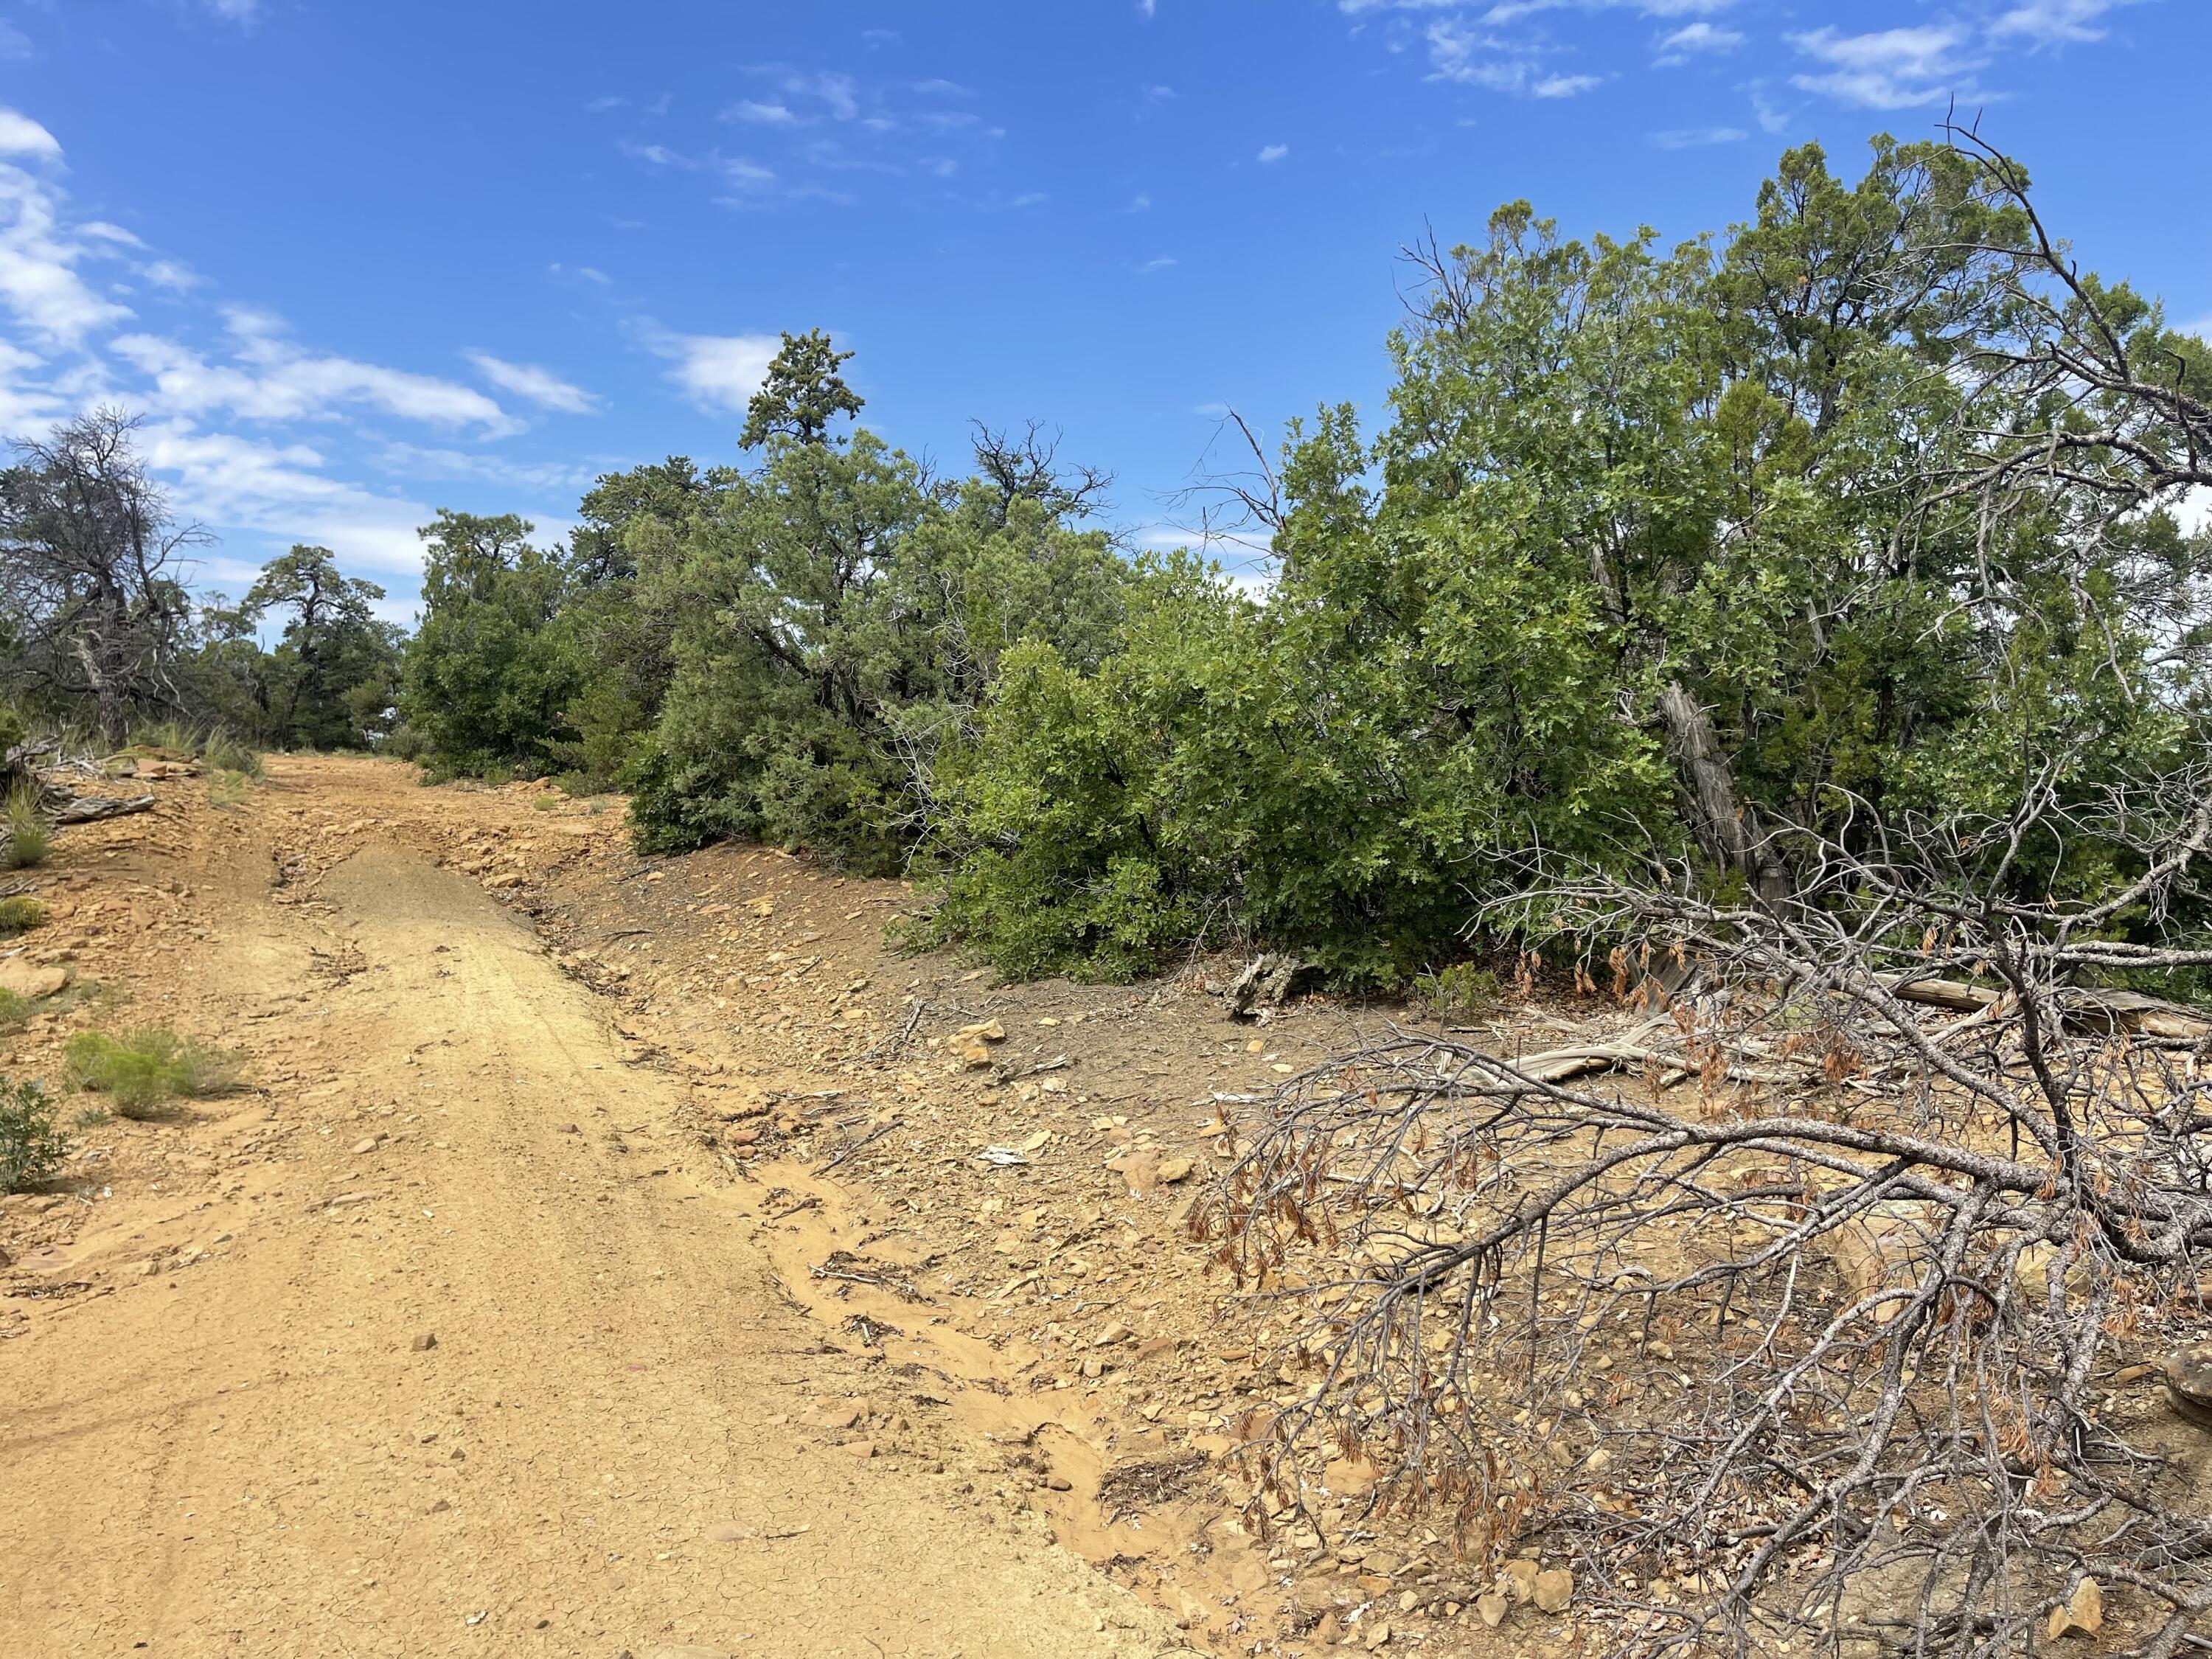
[398,511,574,778]
[242,546,402,749]
[740,330,864,450]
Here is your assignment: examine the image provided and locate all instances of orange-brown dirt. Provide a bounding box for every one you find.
[0,755,1571,1659]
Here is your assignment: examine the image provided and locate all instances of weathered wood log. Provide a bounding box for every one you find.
[1884,975,2210,1039]
[50,793,157,825]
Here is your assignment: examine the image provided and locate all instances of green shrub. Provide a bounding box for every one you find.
[1416,961,1502,1020]
[63,1029,245,1119]
[0,1077,69,1192]
[0,988,32,1032]
[0,896,45,936]
[207,770,249,810]
[2,789,49,869]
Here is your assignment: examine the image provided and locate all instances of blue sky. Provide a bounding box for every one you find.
[0,0,2201,614]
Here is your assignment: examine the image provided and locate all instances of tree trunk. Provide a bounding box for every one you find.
[1658,680,1787,902]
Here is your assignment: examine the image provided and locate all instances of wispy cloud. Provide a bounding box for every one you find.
[1423,18,1605,96]
[464,352,597,415]
[114,308,521,434]
[724,100,799,125]
[1650,124,1745,147]
[1789,24,1986,109]
[142,260,201,293]
[1990,0,2138,46]
[1137,255,1178,275]
[1257,142,1289,163]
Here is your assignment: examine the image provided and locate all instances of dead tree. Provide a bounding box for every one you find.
[0,408,204,744]
[1199,773,2212,1658]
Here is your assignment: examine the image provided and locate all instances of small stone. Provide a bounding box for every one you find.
[1363,1621,1391,1649]
[1044,1475,1072,1491]
[0,961,69,999]
[844,1439,877,1459]
[1324,1455,1378,1496]
[644,1648,733,1659]
[1500,1559,1540,1602]
[426,1498,451,1514]
[703,1521,751,1543]
[1312,1613,1340,1645]
[2047,1579,2103,1640]
[1093,1321,1130,1347]
[1533,1568,1573,1614]
[2163,1343,2212,1425]
[351,1138,378,1156]
[1119,1149,1162,1195]
[1156,1156,1195,1184]
[411,1332,437,1352]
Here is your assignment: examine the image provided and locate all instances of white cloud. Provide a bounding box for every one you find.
[0,157,134,347]
[0,110,58,159]
[1989,0,2135,46]
[1138,0,1157,15]
[139,422,437,578]
[1790,25,1986,109]
[0,22,29,59]
[1137,256,1178,274]
[113,308,519,433]
[464,352,597,415]
[142,260,201,292]
[1257,143,1289,163]
[1533,72,1602,95]
[658,333,779,415]
[1651,125,1746,147]
[1654,21,1743,63]
[200,0,265,23]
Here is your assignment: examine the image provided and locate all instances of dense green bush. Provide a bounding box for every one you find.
[918,139,2211,984]
[397,512,577,779]
[0,1077,68,1193]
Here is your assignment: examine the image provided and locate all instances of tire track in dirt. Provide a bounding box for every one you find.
[0,829,1193,1658]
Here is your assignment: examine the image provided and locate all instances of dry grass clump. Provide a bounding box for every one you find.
[63,1028,244,1119]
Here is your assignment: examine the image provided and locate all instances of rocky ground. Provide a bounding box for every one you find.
[0,754,1638,1659]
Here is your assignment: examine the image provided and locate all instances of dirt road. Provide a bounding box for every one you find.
[0,773,1189,1658]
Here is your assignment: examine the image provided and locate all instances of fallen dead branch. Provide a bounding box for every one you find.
[1199,773,2212,1658]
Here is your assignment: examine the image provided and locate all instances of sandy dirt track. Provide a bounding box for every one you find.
[0,774,1190,1658]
